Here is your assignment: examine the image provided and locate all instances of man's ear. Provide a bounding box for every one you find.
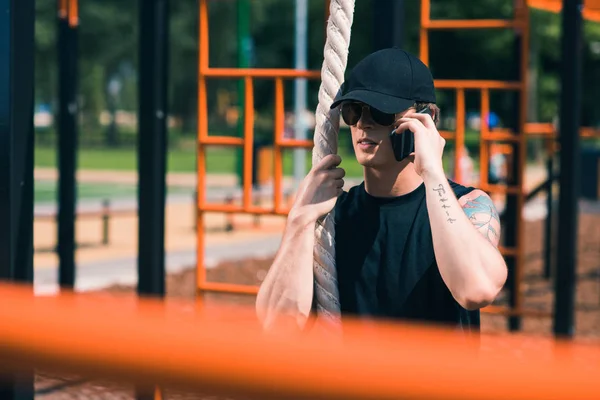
[430,105,440,125]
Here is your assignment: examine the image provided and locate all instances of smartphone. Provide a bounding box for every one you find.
[389,105,432,162]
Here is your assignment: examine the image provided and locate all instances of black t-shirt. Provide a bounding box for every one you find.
[333,179,480,332]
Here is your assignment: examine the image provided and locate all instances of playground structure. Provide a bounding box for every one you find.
[195,0,600,332]
[34,199,133,252]
[1,0,600,399]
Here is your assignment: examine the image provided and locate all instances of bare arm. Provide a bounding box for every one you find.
[422,171,507,310]
[395,110,507,310]
[255,210,316,332]
[256,154,345,332]
[458,189,501,246]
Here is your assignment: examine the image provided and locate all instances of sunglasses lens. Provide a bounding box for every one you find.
[370,107,396,126]
[341,102,396,126]
[341,103,362,126]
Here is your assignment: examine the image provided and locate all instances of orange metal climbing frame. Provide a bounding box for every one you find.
[528,0,600,22]
[196,0,600,314]
[420,0,600,323]
[196,0,322,300]
[419,0,535,321]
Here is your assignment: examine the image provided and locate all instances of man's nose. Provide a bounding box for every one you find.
[356,106,374,129]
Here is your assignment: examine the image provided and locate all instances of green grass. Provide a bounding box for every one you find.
[34,146,367,177]
[34,180,193,204]
[35,147,198,173]
[33,126,506,179]
[33,145,364,204]
[34,142,473,183]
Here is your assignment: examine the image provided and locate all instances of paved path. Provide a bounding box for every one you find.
[34,195,591,296]
[34,184,305,215]
[34,234,283,295]
[35,168,304,191]
[33,164,590,295]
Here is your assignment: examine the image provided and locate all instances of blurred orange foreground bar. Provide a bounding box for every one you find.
[0,283,599,400]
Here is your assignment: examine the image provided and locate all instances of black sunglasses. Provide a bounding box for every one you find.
[340,102,396,127]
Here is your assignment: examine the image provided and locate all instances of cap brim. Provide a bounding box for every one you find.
[330,89,415,114]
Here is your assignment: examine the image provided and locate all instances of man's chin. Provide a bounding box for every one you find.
[357,157,387,170]
[358,156,409,171]
[356,154,375,166]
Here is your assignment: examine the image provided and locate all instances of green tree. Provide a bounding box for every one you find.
[34,0,600,151]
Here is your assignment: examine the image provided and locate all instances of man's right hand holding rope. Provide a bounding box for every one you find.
[290,154,346,224]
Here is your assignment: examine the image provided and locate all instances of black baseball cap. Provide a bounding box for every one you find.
[330,47,436,114]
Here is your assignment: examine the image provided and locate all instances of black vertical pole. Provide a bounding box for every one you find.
[504,2,526,332]
[57,2,78,289]
[553,0,583,338]
[504,153,520,328]
[137,0,168,299]
[372,0,404,50]
[543,151,554,279]
[136,1,168,398]
[392,0,405,48]
[0,0,35,398]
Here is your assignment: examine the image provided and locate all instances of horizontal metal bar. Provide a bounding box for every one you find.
[6,282,600,400]
[498,246,518,257]
[199,136,244,146]
[245,205,290,215]
[438,130,455,139]
[277,139,313,148]
[525,122,555,135]
[525,131,554,138]
[580,127,600,138]
[198,203,290,216]
[480,183,522,195]
[198,281,258,296]
[481,132,521,142]
[528,0,600,23]
[201,68,321,79]
[434,80,522,89]
[198,285,549,317]
[524,123,600,138]
[490,143,514,155]
[482,305,552,318]
[424,19,518,30]
[198,203,240,213]
[488,128,515,136]
[34,209,135,220]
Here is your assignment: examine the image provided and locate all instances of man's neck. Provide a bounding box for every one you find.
[363,162,424,198]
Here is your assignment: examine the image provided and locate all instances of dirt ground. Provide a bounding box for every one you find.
[33,206,600,399]
[33,196,290,271]
[111,207,600,338]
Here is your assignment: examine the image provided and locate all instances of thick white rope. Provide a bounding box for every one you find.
[312,0,355,329]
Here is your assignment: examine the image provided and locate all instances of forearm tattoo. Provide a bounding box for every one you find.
[462,195,500,242]
[433,184,456,224]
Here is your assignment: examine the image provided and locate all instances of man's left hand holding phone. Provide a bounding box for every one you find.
[389,105,433,162]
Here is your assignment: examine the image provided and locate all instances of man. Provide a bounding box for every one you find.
[255,48,507,333]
